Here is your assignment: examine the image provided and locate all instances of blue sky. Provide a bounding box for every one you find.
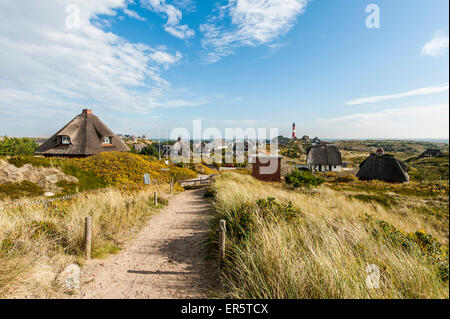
[0,0,448,139]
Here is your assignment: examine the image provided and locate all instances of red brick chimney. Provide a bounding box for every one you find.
[82,109,92,115]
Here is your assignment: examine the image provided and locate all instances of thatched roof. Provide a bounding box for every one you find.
[356,153,409,183]
[35,109,129,156]
[307,144,342,166]
[419,149,442,158]
[164,137,190,157]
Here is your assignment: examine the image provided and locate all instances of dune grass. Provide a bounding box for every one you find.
[0,181,45,200]
[0,183,171,298]
[208,173,449,299]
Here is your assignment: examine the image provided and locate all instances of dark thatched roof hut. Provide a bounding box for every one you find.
[419,148,442,158]
[356,153,409,183]
[35,109,129,157]
[307,144,342,166]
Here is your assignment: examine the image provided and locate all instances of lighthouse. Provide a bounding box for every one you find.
[292,122,296,139]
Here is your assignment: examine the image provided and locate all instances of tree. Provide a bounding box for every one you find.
[139,144,159,157]
[0,136,38,156]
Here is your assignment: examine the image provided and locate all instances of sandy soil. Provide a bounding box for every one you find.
[77,188,219,299]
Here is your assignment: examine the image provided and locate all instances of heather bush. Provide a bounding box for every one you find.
[285,170,324,188]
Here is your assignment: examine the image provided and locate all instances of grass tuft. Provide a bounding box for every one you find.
[208,173,449,299]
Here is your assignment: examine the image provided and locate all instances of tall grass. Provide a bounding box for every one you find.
[209,173,449,299]
[0,184,171,298]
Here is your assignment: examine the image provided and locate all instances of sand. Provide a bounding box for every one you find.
[77,188,219,299]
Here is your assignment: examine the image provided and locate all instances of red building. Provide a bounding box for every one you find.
[251,154,283,182]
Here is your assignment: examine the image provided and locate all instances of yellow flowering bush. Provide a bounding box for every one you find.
[191,163,218,175]
[66,152,197,185]
[369,216,449,282]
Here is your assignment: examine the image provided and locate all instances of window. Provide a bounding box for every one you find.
[102,136,111,144]
[61,136,70,145]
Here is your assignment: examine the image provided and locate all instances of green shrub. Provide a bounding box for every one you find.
[59,164,107,194]
[0,180,45,199]
[285,170,324,188]
[138,144,159,157]
[7,156,52,168]
[0,137,38,156]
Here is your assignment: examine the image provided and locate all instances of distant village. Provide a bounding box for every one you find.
[4,109,447,186]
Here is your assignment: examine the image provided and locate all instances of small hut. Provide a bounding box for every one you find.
[356,149,409,183]
[35,109,129,157]
[250,154,283,182]
[307,143,342,172]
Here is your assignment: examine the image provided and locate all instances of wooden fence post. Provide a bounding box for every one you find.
[219,219,226,266]
[170,177,173,193]
[85,216,92,260]
[154,191,158,207]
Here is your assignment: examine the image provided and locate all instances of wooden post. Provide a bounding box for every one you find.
[170,177,173,193]
[154,191,158,207]
[219,219,226,266]
[85,216,92,260]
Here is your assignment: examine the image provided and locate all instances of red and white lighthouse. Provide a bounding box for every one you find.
[292,122,296,139]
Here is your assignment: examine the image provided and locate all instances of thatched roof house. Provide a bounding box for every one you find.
[133,143,147,153]
[164,137,190,158]
[35,109,129,157]
[301,135,310,141]
[356,151,409,183]
[419,148,442,158]
[307,144,342,172]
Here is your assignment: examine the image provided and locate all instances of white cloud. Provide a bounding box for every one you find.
[164,24,195,39]
[0,0,200,133]
[318,104,449,138]
[123,8,147,21]
[346,84,449,105]
[150,50,182,65]
[421,31,449,57]
[200,0,308,63]
[142,0,195,39]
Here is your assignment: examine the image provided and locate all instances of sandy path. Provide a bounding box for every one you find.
[77,189,219,299]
